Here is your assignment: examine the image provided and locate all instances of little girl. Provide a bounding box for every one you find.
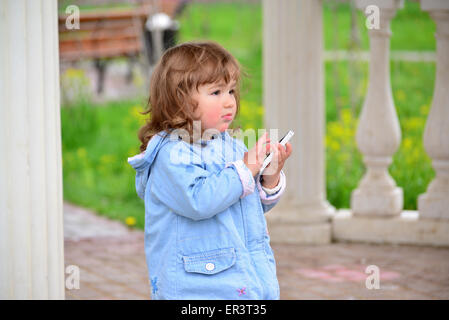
[128,41,292,300]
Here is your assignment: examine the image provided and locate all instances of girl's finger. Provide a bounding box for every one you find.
[272,143,280,159]
[279,144,285,160]
[278,145,285,164]
[264,143,274,158]
[266,143,271,153]
[285,142,292,157]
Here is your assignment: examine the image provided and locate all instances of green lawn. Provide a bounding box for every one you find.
[61,0,437,229]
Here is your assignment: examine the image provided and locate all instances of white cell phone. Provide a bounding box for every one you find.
[259,130,294,176]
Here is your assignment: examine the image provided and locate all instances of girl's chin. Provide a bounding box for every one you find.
[219,123,230,132]
[203,121,231,133]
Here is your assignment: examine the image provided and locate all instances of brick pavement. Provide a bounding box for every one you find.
[64,202,449,300]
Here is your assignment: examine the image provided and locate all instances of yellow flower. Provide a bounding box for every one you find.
[330,141,340,151]
[403,137,413,150]
[65,68,85,79]
[76,147,87,158]
[329,123,345,138]
[129,105,147,125]
[341,109,353,125]
[125,216,136,227]
[404,117,424,131]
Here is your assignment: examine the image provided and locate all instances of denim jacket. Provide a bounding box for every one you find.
[128,130,286,299]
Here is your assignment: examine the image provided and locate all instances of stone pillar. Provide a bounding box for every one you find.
[0,0,65,299]
[351,0,404,217]
[418,0,449,220]
[263,0,334,244]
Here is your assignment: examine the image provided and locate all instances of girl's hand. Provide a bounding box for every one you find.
[243,132,272,177]
[261,142,292,188]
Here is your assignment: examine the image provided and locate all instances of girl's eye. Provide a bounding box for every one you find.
[211,89,235,95]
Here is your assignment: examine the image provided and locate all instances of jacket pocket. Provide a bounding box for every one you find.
[182,247,236,275]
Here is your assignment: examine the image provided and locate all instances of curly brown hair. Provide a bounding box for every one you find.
[137,41,245,152]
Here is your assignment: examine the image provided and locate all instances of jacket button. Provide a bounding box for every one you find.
[205,263,215,271]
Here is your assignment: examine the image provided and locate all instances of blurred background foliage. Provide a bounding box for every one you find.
[61,0,436,229]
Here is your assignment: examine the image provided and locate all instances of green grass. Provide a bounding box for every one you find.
[61,0,437,229]
[61,98,147,228]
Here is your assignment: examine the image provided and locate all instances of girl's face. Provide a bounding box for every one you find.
[191,80,237,134]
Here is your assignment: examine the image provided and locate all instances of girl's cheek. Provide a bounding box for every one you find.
[205,108,221,123]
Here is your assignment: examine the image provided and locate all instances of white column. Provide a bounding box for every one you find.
[263,0,334,244]
[351,0,404,217]
[0,0,65,299]
[418,0,449,220]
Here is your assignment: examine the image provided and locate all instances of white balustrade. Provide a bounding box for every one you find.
[418,0,449,220]
[351,0,404,217]
[334,0,449,247]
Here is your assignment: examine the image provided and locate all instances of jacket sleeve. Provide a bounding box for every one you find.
[256,169,287,213]
[149,141,255,221]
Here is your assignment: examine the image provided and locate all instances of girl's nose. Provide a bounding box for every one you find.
[224,95,236,108]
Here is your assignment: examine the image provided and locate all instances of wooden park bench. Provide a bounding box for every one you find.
[58,7,150,94]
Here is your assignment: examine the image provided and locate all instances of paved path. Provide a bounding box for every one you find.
[64,202,449,300]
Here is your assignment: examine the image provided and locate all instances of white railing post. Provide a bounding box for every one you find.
[418,0,449,220]
[351,0,404,217]
[0,0,65,299]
